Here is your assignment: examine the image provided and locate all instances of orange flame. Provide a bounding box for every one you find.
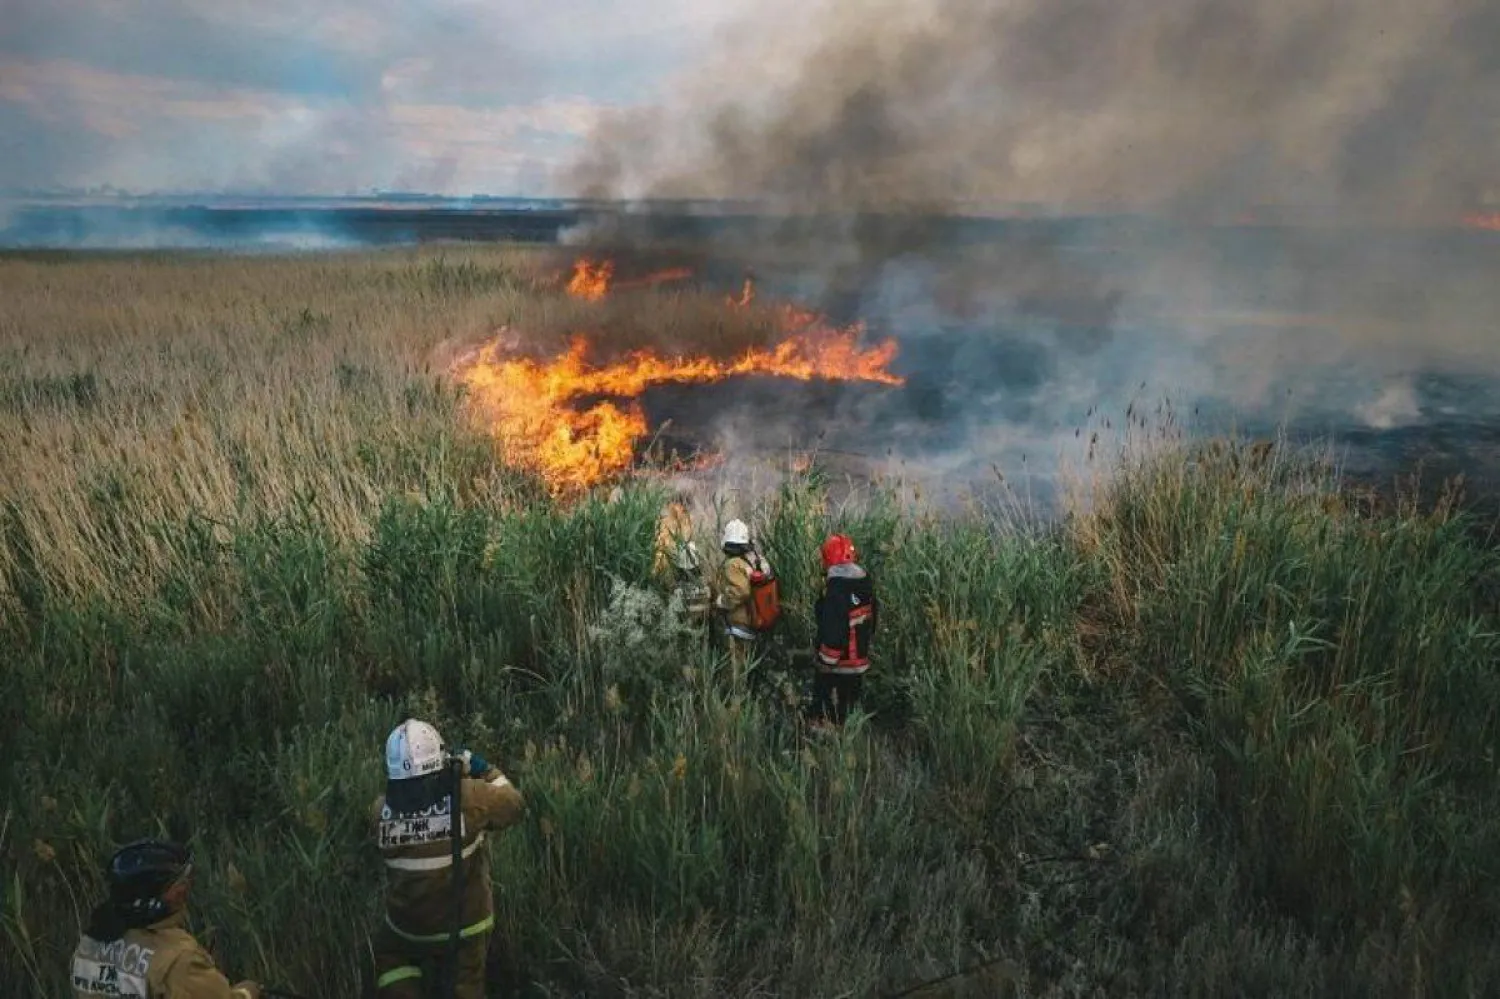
[728,275,755,307]
[566,258,695,300]
[566,258,613,300]
[454,320,903,494]
[616,267,694,291]
[1464,213,1500,231]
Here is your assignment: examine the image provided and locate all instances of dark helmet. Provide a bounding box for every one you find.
[106,839,193,924]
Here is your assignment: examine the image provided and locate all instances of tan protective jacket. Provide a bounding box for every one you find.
[715,554,756,638]
[372,767,526,945]
[71,910,259,998]
[652,503,695,587]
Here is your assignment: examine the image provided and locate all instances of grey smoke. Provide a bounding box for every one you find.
[573,0,1499,218]
[0,198,365,251]
[565,0,1500,499]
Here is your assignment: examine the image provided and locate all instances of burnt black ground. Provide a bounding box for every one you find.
[7,199,1498,525]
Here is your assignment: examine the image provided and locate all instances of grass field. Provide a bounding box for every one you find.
[1,246,1497,998]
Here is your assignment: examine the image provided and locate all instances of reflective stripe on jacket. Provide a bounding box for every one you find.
[372,770,525,943]
[815,562,876,674]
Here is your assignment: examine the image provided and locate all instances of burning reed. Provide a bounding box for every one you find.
[450,292,902,494]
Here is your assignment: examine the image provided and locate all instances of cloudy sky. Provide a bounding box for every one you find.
[0,0,779,195]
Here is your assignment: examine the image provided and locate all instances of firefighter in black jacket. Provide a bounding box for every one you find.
[810,533,876,727]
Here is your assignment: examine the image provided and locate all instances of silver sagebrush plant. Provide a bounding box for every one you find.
[588,575,709,686]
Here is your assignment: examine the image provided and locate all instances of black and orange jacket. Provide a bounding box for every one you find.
[814,562,876,674]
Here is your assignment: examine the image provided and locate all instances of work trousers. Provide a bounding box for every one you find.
[811,671,864,725]
[724,629,765,684]
[373,923,490,999]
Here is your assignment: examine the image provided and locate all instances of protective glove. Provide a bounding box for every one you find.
[459,749,489,778]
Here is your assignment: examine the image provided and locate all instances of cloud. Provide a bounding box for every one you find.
[2,60,306,129]
[0,0,754,194]
[2,0,383,99]
[0,57,610,193]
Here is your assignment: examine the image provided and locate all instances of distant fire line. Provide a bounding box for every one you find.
[454,312,902,493]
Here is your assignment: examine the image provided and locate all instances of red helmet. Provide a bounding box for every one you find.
[820,533,857,569]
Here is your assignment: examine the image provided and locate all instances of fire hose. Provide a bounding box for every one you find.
[446,753,465,999]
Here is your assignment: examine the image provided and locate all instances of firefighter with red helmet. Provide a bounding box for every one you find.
[71,838,261,998]
[810,533,876,727]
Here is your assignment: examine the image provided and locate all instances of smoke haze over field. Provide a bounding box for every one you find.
[564,0,1500,502]
[4,0,1499,507]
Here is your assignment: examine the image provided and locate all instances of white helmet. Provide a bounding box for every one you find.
[386,718,446,781]
[722,519,750,547]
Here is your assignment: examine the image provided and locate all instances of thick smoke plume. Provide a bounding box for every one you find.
[574,0,1499,218]
[565,0,1500,504]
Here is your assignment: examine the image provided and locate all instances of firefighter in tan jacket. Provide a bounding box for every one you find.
[651,499,694,588]
[653,498,711,624]
[714,519,773,669]
[372,718,525,998]
[71,839,260,999]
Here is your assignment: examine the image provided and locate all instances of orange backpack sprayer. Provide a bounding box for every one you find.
[747,554,782,632]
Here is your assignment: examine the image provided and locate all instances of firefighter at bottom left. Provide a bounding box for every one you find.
[372,718,526,999]
[71,838,261,998]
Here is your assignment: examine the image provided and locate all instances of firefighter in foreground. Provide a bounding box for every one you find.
[810,533,876,727]
[713,518,780,671]
[373,718,525,998]
[71,839,260,998]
